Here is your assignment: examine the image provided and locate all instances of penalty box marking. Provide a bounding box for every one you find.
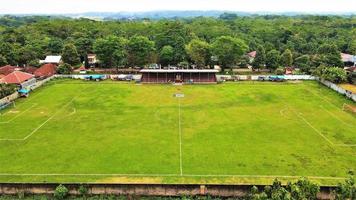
[0,98,77,141]
[0,104,37,123]
[287,105,356,147]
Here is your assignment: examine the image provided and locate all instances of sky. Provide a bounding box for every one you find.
[0,0,355,14]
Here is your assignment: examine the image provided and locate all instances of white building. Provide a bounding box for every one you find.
[39,56,62,65]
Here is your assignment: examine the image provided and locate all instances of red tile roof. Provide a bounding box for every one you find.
[0,71,34,84]
[0,65,17,75]
[247,51,257,58]
[22,66,38,74]
[78,65,86,71]
[34,64,57,77]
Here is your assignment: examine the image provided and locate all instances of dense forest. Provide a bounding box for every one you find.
[0,15,355,75]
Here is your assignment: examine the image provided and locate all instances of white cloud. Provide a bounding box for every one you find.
[0,0,355,14]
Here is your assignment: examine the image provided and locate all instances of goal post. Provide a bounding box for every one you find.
[342,103,356,114]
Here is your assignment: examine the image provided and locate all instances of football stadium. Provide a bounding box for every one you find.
[0,79,355,185]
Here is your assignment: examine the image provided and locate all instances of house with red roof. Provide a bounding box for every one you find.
[0,65,17,76]
[341,53,356,67]
[247,51,257,63]
[74,65,87,74]
[0,71,36,87]
[22,66,38,74]
[34,64,57,78]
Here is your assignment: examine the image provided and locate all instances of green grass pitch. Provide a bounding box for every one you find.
[0,79,355,185]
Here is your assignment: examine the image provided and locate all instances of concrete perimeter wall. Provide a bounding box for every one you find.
[216,75,316,81]
[317,78,356,102]
[0,76,55,109]
[0,183,335,199]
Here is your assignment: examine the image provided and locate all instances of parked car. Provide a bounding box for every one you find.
[269,75,285,82]
[257,76,268,81]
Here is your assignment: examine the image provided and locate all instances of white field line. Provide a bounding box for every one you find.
[320,105,355,128]
[305,87,343,111]
[178,98,183,176]
[288,106,356,147]
[0,104,37,123]
[0,98,76,141]
[296,112,334,145]
[0,173,347,180]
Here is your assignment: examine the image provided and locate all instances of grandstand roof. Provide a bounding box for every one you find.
[140,69,219,73]
[0,71,34,84]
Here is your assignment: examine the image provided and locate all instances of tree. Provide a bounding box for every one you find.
[295,55,311,73]
[211,36,248,71]
[93,36,128,68]
[280,49,293,67]
[266,49,280,72]
[57,63,72,74]
[47,37,63,54]
[248,178,319,200]
[127,36,155,67]
[334,176,355,200]
[314,66,347,83]
[18,45,38,66]
[155,21,191,65]
[159,45,174,66]
[54,184,68,199]
[62,43,80,65]
[252,46,266,71]
[0,83,17,99]
[0,54,7,66]
[317,44,343,67]
[185,39,211,68]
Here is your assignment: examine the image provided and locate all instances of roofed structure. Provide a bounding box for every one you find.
[140,69,218,84]
[40,56,62,64]
[0,71,35,84]
[34,64,57,78]
[0,65,17,76]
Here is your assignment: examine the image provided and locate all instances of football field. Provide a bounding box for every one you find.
[0,79,355,185]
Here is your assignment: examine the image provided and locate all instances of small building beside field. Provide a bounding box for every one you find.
[87,54,98,67]
[0,65,18,76]
[140,69,218,84]
[341,53,356,66]
[0,71,36,88]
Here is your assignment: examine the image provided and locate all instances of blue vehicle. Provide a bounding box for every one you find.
[268,75,285,82]
[85,75,106,81]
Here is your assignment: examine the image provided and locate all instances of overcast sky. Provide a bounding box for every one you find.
[0,0,355,14]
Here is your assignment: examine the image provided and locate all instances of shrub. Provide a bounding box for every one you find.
[275,67,284,75]
[314,66,347,83]
[78,185,88,196]
[57,63,72,74]
[54,184,68,199]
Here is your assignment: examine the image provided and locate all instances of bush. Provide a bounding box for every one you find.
[247,178,319,200]
[275,67,284,75]
[0,83,17,99]
[57,63,72,74]
[53,184,68,199]
[78,185,88,196]
[334,176,355,200]
[314,66,347,83]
